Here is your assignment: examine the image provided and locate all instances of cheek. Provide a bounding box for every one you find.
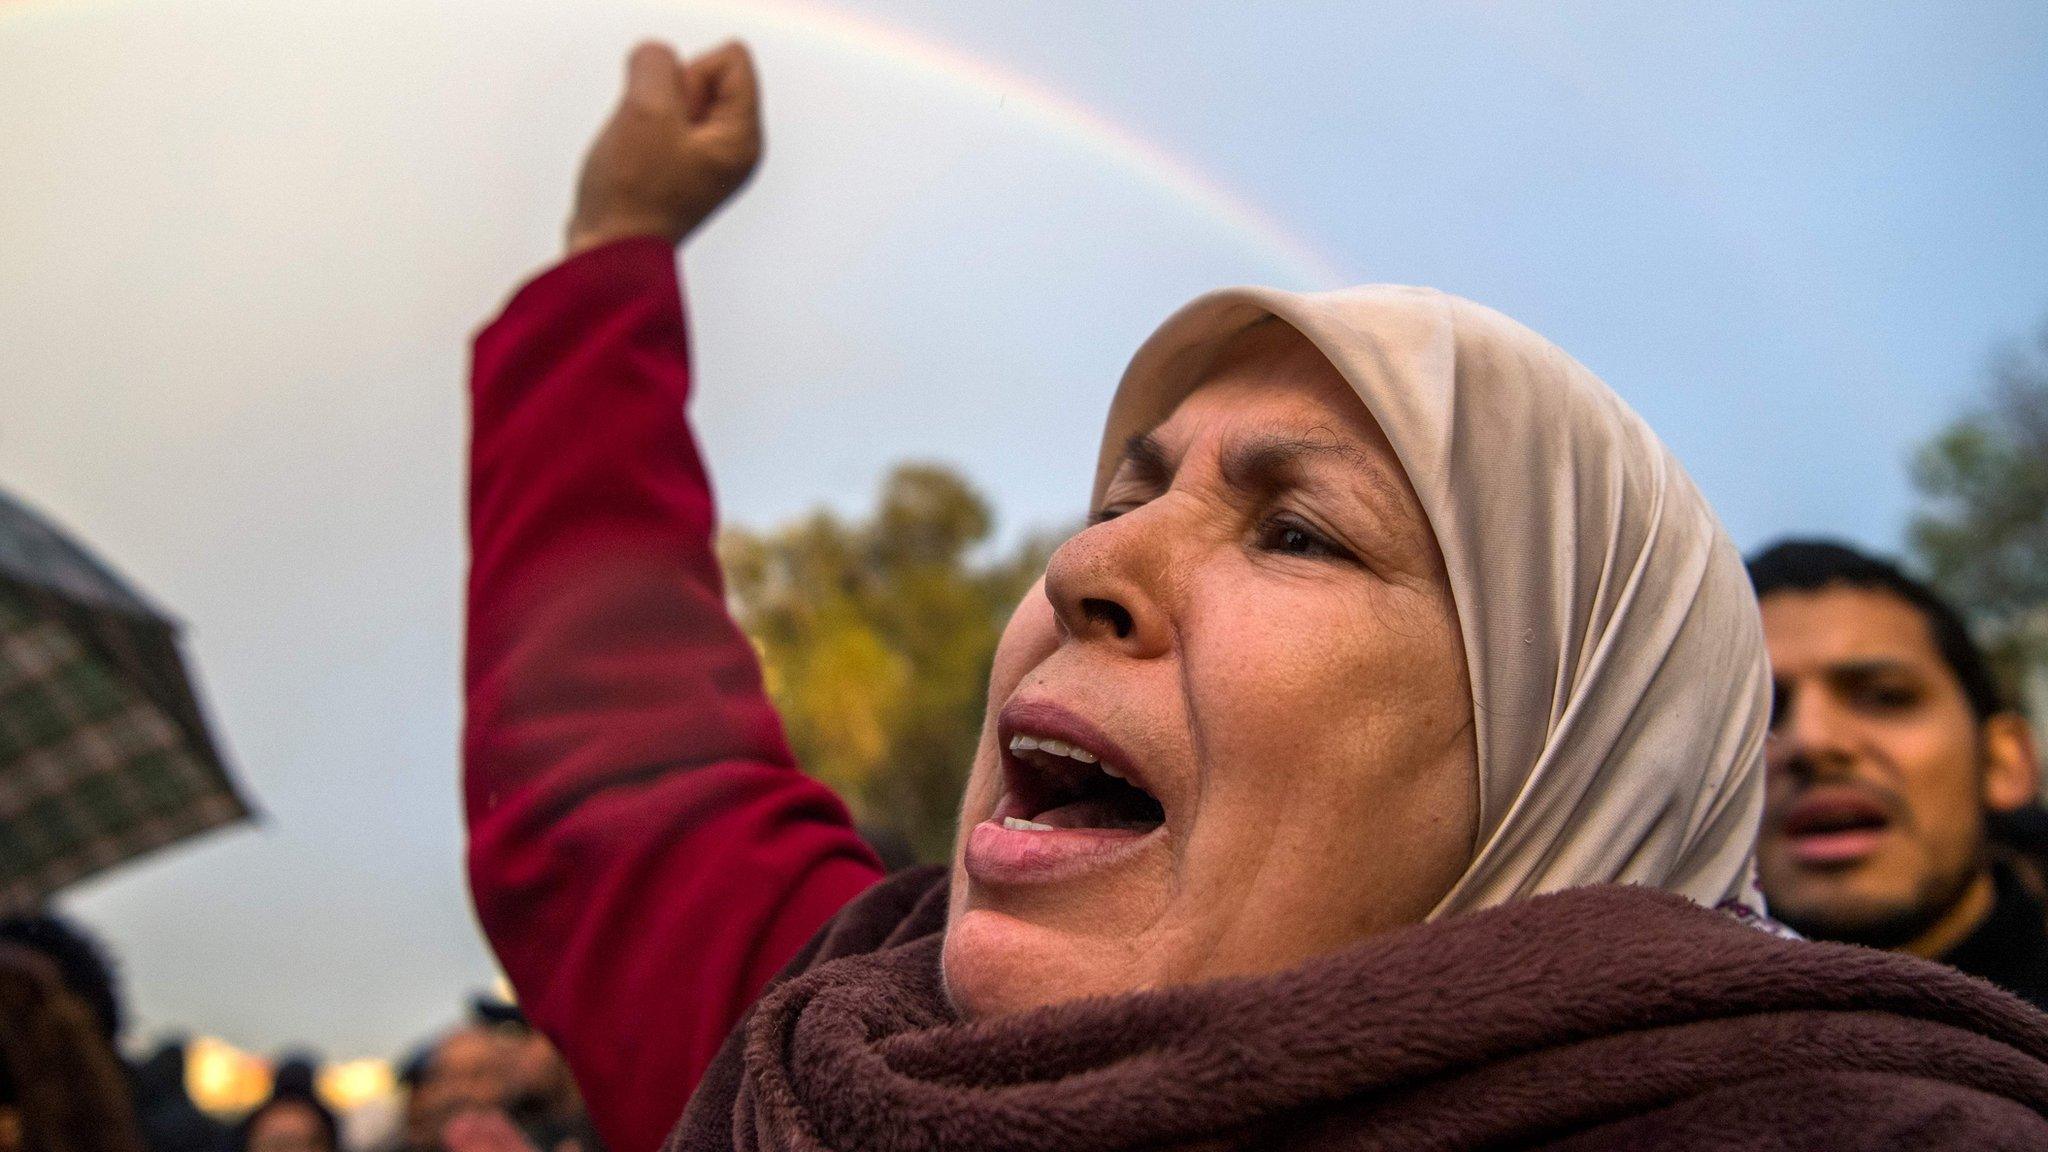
[1181,581,1474,841]
[989,582,1060,699]
[957,584,1060,820]
[1890,719,1987,829]
[1188,580,1468,757]
[1172,577,1476,944]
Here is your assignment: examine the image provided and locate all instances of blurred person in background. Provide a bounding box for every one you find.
[470,1001,597,1152]
[1752,539,2046,1007]
[132,1041,230,1152]
[425,1024,513,1121]
[382,1021,533,1152]
[369,1047,437,1152]
[232,1087,337,1152]
[0,913,219,1152]
[0,937,142,1152]
[463,35,2048,1151]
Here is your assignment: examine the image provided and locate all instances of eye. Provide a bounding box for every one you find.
[1852,682,1922,714]
[1088,505,1133,526]
[1256,514,1350,561]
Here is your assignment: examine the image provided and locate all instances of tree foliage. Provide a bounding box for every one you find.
[719,465,1061,862]
[1909,317,2048,706]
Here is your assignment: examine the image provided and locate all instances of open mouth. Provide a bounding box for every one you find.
[1778,789,1893,866]
[964,702,1170,886]
[995,731,1165,833]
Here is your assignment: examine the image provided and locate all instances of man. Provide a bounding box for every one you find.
[469,998,599,1151]
[1750,538,2046,1008]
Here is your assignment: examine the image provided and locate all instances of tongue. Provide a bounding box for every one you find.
[1034,797,1154,832]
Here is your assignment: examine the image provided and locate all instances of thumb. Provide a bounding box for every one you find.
[622,41,684,113]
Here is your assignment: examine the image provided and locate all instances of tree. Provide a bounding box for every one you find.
[1909,316,2048,716]
[719,465,1062,862]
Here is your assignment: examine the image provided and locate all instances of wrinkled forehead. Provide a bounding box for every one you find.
[1130,318,1384,448]
[1101,318,1426,539]
[1092,290,1454,510]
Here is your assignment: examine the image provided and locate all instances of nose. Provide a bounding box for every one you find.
[1040,508,1174,659]
[1769,681,1856,783]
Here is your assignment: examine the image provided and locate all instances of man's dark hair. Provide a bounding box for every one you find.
[0,911,122,1044]
[1746,538,2008,721]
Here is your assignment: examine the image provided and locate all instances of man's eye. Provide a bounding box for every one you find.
[1257,516,1348,560]
[1855,684,1921,712]
[1088,505,1132,526]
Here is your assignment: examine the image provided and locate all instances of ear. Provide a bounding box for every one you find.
[1981,711,2041,814]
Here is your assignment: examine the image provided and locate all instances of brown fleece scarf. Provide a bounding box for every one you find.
[674,872,2048,1151]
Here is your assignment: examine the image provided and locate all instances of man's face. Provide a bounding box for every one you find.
[427,1027,512,1112]
[1757,585,2001,948]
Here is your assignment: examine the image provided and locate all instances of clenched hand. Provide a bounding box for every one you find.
[566,40,764,255]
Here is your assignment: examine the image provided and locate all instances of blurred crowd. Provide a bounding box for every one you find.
[0,919,598,1152]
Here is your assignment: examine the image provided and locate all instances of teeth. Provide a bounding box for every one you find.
[1007,731,1129,786]
[1008,732,1109,768]
[1002,816,1057,832]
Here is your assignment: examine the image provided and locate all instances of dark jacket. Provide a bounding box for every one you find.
[1948,815,2048,1013]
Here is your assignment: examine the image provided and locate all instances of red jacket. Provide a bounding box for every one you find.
[465,238,885,1152]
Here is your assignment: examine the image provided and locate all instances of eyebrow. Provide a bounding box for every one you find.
[1774,658,1926,684]
[1114,431,1401,509]
[1823,659,1924,680]
[1119,432,1174,486]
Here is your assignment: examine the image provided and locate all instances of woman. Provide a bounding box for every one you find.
[466,41,2048,1152]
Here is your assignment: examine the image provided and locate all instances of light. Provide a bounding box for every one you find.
[182,1036,399,1117]
[184,1036,271,1116]
[318,1058,397,1110]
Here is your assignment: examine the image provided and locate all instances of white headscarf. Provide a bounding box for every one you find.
[1093,286,1771,915]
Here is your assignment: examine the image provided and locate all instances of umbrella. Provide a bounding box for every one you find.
[0,489,249,912]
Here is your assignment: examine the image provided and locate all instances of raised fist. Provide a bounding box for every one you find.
[566,40,764,254]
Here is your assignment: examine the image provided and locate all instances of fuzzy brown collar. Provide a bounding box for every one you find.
[676,877,2048,1151]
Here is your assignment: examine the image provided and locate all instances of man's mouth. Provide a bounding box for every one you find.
[964,702,1168,886]
[1778,788,1895,867]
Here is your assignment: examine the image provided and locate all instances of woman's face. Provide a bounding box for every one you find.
[945,321,1478,1019]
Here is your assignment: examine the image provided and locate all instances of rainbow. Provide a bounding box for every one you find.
[0,0,1351,287]
[693,0,1351,288]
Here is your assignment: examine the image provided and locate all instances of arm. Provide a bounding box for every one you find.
[464,43,883,1152]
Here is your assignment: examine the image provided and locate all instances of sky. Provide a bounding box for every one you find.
[1,0,2044,1059]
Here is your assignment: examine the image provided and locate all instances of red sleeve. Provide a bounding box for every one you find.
[463,237,885,1152]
